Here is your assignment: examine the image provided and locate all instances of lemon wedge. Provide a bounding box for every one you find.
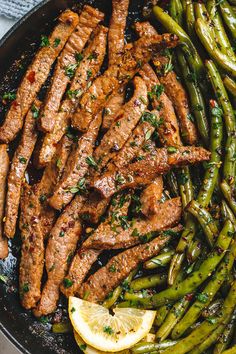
[69,297,156,352]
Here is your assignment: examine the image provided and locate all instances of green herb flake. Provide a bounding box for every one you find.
[86,156,98,170]
[103,326,114,335]
[22,283,30,293]
[56,158,62,168]
[71,307,76,313]
[2,92,16,101]
[0,274,8,284]
[39,194,47,203]
[65,64,77,78]
[63,278,74,288]
[75,52,83,63]
[59,231,65,237]
[87,69,92,80]
[79,344,87,351]
[40,35,50,47]
[207,317,217,324]
[67,89,82,99]
[167,146,177,154]
[141,112,161,128]
[19,156,27,164]
[109,264,117,273]
[148,84,164,101]
[31,104,40,119]
[39,316,49,324]
[53,38,61,48]
[196,293,209,303]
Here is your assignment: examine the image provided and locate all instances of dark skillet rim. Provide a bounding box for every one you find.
[0,3,51,352]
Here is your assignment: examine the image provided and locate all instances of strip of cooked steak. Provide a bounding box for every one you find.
[79,232,175,302]
[49,112,102,210]
[38,135,74,238]
[108,0,129,65]
[4,100,41,239]
[33,194,85,317]
[37,25,108,168]
[19,183,45,309]
[0,145,9,259]
[79,192,110,224]
[91,146,211,198]
[141,176,164,217]
[39,6,104,133]
[84,197,181,250]
[139,64,182,147]
[101,89,125,131]
[60,192,132,298]
[135,21,197,145]
[94,77,148,170]
[0,10,78,144]
[72,33,179,132]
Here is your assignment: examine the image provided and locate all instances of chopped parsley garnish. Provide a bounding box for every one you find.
[75,52,83,63]
[56,158,62,168]
[2,92,16,101]
[31,104,40,119]
[19,156,27,164]
[196,293,209,303]
[206,317,217,324]
[88,52,98,60]
[86,156,98,170]
[53,38,61,47]
[65,64,78,79]
[79,344,87,351]
[71,307,76,313]
[211,106,223,118]
[0,274,8,284]
[68,178,87,195]
[148,84,164,101]
[22,283,30,293]
[39,194,47,203]
[109,264,117,273]
[40,35,50,47]
[187,113,194,122]
[163,56,174,75]
[131,228,140,237]
[63,278,74,288]
[87,69,92,80]
[115,173,125,185]
[67,89,82,99]
[59,231,65,237]
[103,326,114,335]
[145,129,152,141]
[167,146,177,154]
[141,112,161,128]
[39,316,49,324]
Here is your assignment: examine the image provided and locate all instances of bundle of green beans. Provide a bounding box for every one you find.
[128,1,236,352]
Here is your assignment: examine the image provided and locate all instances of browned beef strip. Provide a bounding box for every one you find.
[60,192,132,298]
[94,77,148,170]
[79,192,110,224]
[139,64,182,147]
[37,25,108,168]
[33,194,85,317]
[39,6,104,133]
[141,176,164,217]
[84,197,182,250]
[108,0,129,65]
[49,112,102,210]
[4,100,41,239]
[0,10,78,144]
[101,89,125,131]
[38,135,73,238]
[19,184,45,309]
[72,33,179,132]
[91,146,211,199]
[135,21,198,145]
[0,145,9,259]
[79,233,174,302]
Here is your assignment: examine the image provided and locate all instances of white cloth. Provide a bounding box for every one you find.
[0,0,41,19]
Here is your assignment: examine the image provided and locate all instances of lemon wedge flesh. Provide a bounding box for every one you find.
[69,297,156,352]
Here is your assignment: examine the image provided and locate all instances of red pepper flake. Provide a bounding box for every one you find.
[210,99,217,108]
[185,293,194,301]
[11,100,19,108]
[27,71,36,84]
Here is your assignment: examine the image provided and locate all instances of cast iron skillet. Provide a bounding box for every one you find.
[0,0,146,353]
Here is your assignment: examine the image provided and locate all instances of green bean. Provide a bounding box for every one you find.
[133,220,234,308]
[124,291,150,301]
[207,0,236,59]
[197,100,223,208]
[156,296,190,341]
[187,200,219,247]
[222,345,236,353]
[103,270,136,308]
[172,240,236,339]
[196,19,236,77]
[221,200,236,225]
[154,305,172,327]
[206,60,236,185]
[187,238,202,263]
[213,311,236,353]
[131,340,178,354]
[177,50,209,145]
[153,6,205,83]
[144,249,175,270]
[170,0,184,27]
[177,167,194,210]
[224,76,236,97]
[130,273,167,291]
[160,280,236,354]
[195,1,216,39]
[202,298,224,318]
[219,0,236,39]
[168,252,186,286]
[220,181,236,216]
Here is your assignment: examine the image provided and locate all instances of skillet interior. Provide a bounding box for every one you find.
[0,0,146,353]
